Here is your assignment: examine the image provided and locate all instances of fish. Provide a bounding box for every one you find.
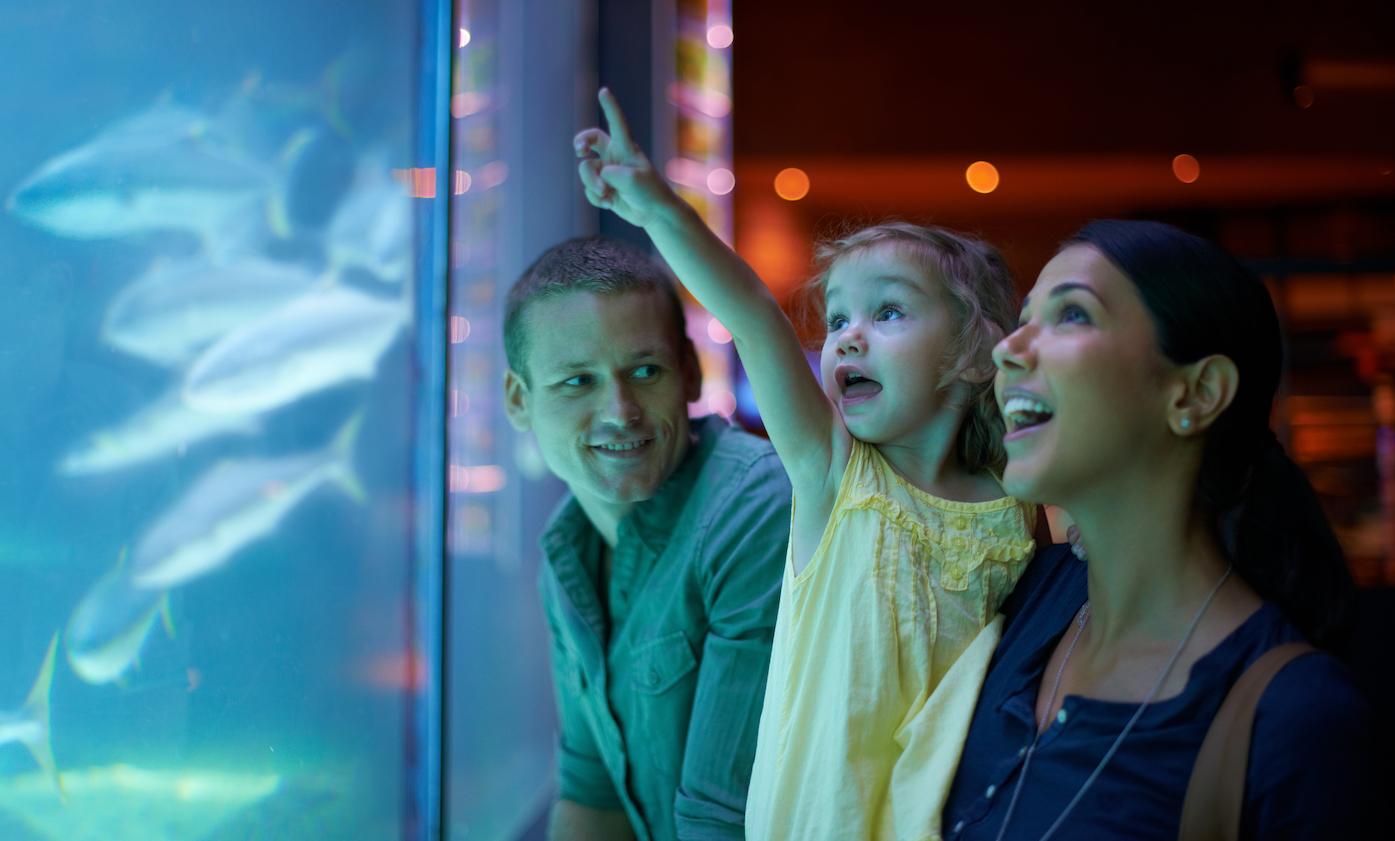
[326,158,412,283]
[127,413,365,590]
[0,633,62,797]
[64,561,170,686]
[101,254,329,367]
[182,286,406,414]
[5,101,276,244]
[58,386,261,476]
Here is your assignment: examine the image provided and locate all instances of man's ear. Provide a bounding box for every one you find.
[503,368,532,432]
[681,338,703,404]
[1167,354,1239,436]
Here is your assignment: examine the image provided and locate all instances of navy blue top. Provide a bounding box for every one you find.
[943,544,1380,840]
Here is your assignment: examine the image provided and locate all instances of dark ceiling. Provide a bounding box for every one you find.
[732,0,1395,159]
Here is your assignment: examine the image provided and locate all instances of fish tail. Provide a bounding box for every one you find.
[330,411,367,503]
[22,633,64,801]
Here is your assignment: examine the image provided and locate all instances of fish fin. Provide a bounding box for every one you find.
[160,593,176,639]
[319,54,354,140]
[330,412,367,504]
[114,545,129,570]
[265,191,293,240]
[22,633,64,801]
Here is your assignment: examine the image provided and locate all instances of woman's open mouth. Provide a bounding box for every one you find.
[1003,395,1054,440]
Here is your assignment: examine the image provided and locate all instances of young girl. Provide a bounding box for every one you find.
[575,89,1036,840]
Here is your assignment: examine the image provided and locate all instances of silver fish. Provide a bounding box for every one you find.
[326,158,412,283]
[182,286,405,414]
[128,414,364,590]
[5,101,276,243]
[58,386,261,476]
[0,634,62,797]
[64,563,169,686]
[102,254,329,367]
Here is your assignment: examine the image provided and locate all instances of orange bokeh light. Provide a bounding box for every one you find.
[774,167,810,201]
[965,161,1000,194]
[1172,154,1201,183]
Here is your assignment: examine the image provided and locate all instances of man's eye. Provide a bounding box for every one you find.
[633,364,660,380]
[562,374,592,387]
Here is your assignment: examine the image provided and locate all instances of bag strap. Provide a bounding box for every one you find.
[1177,641,1317,841]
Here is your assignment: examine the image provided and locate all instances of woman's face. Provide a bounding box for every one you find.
[992,244,1179,504]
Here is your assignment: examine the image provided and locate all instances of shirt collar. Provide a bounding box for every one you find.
[618,415,727,559]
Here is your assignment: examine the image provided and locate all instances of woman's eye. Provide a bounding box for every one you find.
[633,364,660,380]
[1057,303,1091,325]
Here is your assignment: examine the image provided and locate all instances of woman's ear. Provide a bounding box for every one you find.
[1168,354,1239,436]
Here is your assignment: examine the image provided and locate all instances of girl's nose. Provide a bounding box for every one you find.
[836,326,866,357]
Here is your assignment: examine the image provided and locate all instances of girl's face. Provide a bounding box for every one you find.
[819,244,961,446]
[992,244,1177,504]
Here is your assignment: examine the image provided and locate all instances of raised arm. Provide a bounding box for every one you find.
[574,88,846,497]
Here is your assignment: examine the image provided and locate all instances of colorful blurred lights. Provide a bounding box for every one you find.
[707,167,735,195]
[707,24,734,49]
[459,28,471,48]
[965,161,1000,194]
[707,318,733,344]
[709,390,737,417]
[774,167,810,201]
[450,315,471,343]
[1172,154,1201,184]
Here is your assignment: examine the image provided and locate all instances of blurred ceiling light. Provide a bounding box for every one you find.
[1172,154,1201,184]
[965,161,999,194]
[706,167,736,195]
[774,167,810,201]
[450,315,471,343]
[453,169,472,194]
[458,28,471,48]
[707,24,734,49]
[707,318,733,344]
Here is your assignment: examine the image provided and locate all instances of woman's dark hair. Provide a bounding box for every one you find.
[1068,220,1356,649]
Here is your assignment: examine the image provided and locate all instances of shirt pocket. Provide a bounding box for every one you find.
[630,631,699,777]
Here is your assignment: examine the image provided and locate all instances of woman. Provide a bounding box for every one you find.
[941,220,1377,839]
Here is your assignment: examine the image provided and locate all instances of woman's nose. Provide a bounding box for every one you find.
[992,324,1035,372]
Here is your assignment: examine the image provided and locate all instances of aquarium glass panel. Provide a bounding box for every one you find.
[0,2,434,838]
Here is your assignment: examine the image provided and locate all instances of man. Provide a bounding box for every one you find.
[503,236,791,841]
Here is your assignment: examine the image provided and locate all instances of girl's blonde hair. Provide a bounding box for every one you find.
[807,221,1019,475]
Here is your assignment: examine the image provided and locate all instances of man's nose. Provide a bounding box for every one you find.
[599,378,642,426]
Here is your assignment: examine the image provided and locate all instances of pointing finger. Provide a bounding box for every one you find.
[598,88,635,149]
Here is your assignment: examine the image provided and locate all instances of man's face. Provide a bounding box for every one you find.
[505,289,701,524]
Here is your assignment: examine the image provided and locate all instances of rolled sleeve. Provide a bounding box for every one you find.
[674,457,788,840]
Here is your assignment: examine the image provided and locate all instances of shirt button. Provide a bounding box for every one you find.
[1056,708,1069,724]
[985,784,997,800]
[953,820,965,834]
[647,669,661,687]
[1017,746,1027,758]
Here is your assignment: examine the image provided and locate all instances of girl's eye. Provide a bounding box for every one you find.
[876,306,903,321]
[1057,303,1091,325]
[633,364,660,380]
[826,314,848,330]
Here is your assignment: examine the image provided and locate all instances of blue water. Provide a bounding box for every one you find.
[0,2,424,837]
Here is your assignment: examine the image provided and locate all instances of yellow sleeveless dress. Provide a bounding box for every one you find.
[745,439,1036,841]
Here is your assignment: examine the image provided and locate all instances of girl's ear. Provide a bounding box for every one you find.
[1168,353,1239,436]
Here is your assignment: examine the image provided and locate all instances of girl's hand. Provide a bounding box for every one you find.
[573,88,674,229]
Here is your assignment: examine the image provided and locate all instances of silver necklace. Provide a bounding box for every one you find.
[991,564,1234,841]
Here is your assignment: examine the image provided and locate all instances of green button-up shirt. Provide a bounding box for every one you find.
[539,416,791,841]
